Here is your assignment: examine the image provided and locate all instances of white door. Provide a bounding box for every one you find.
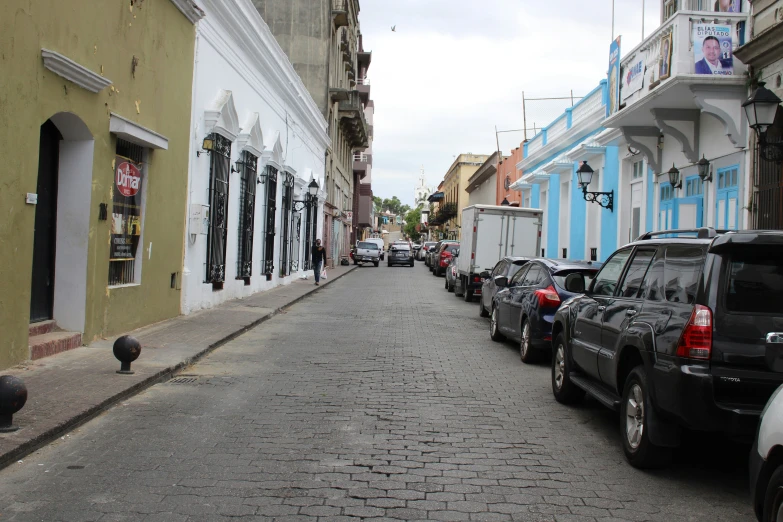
[631,183,642,240]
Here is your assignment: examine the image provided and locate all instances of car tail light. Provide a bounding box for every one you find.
[472,276,481,283]
[535,285,561,307]
[676,305,712,360]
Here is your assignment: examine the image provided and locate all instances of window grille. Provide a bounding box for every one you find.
[262,166,278,275]
[279,176,294,276]
[109,139,145,286]
[236,151,257,281]
[205,133,232,287]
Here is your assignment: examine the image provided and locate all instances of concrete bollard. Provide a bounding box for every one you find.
[0,375,28,433]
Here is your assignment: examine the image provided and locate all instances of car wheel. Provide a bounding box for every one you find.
[762,466,783,522]
[455,277,464,297]
[519,319,538,364]
[479,295,490,317]
[448,281,455,292]
[463,285,473,302]
[551,334,585,404]
[353,260,358,265]
[444,278,449,290]
[374,262,379,267]
[490,306,505,342]
[620,367,671,469]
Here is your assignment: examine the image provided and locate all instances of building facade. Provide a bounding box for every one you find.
[181,0,330,315]
[467,153,504,206]
[496,147,524,206]
[0,0,199,369]
[440,154,489,239]
[734,0,783,230]
[254,0,370,266]
[354,33,375,243]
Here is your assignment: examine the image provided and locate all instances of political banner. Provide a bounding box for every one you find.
[693,24,733,75]
[608,37,622,115]
[111,156,143,260]
[622,58,645,101]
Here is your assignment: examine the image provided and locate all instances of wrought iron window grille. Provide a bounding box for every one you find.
[236,150,257,281]
[261,165,278,275]
[205,133,232,287]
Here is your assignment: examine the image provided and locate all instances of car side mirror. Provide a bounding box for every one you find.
[495,276,508,288]
[479,271,490,279]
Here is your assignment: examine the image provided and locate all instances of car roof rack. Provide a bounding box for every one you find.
[636,227,730,241]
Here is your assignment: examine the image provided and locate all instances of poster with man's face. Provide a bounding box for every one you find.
[714,0,740,12]
[693,24,733,76]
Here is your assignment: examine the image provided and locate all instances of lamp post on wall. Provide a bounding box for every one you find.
[577,161,614,212]
[742,82,783,163]
[293,180,320,270]
[667,164,682,189]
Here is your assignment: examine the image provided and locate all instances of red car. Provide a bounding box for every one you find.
[433,242,460,277]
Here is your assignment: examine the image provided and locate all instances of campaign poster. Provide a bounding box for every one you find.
[622,58,645,101]
[714,0,740,12]
[111,156,143,260]
[608,36,621,115]
[693,24,733,75]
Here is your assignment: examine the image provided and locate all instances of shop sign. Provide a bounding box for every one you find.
[111,157,143,260]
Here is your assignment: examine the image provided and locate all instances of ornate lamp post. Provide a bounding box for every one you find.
[742,82,783,163]
[577,161,614,212]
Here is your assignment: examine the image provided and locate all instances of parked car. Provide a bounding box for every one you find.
[353,241,380,266]
[433,242,460,277]
[550,228,783,468]
[363,238,385,260]
[388,243,414,267]
[479,257,532,318]
[490,259,599,363]
[428,240,456,271]
[418,242,437,261]
[751,384,783,522]
[445,248,460,292]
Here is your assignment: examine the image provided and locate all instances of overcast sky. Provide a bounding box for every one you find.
[358,0,660,206]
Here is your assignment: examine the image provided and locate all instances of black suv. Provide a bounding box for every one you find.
[551,228,783,468]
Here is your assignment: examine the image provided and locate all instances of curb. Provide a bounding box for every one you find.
[0,266,357,471]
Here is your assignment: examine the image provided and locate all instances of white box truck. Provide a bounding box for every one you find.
[455,205,543,300]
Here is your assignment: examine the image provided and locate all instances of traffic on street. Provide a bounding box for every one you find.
[0,244,765,521]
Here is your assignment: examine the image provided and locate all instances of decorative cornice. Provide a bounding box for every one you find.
[110,113,169,150]
[169,0,205,24]
[204,89,240,141]
[41,49,112,93]
[236,112,264,158]
[199,0,329,152]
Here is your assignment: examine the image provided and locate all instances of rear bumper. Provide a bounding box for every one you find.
[650,363,779,436]
[530,314,554,349]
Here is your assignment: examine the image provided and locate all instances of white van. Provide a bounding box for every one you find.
[362,238,385,260]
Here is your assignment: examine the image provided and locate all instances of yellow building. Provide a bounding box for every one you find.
[440,154,490,239]
[0,0,199,369]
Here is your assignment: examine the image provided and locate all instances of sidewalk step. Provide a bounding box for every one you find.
[29,320,57,337]
[29,331,83,360]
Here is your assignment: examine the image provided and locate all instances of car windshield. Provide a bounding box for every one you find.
[392,245,410,251]
[725,246,783,314]
[552,269,598,290]
[445,245,460,253]
[357,242,378,250]
[508,263,527,279]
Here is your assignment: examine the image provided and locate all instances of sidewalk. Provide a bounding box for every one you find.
[0,265,357,470]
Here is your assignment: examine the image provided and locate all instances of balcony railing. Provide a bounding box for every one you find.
[356,77,370,85]
[332,0,348,28]
[353,153,372,163]
[547,116,568,144]
[619,9,748,107]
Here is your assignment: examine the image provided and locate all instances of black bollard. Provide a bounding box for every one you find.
[113,335,141,375]
[0,375,28,433]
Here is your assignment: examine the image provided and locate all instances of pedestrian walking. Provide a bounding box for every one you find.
[311,239,327,285]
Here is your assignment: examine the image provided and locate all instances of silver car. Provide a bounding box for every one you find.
[388,244,414,267]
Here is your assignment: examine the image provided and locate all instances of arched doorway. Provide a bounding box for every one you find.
[30,120,62,322]
[29,113,93,333]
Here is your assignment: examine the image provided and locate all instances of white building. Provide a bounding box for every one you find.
[414,167,435,207]
[181,0,330,314]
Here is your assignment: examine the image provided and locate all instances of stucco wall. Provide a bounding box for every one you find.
[0,0,196,368]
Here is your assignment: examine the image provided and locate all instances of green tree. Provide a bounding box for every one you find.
[404,207,422,242]
[372,195,382,213]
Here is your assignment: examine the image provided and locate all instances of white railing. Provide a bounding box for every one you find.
[571,88,605,127]
[527,135,544,156]
[547,116,568,143]
[356,77,370,85]
[619,10,748,108]
[353,153,370,162]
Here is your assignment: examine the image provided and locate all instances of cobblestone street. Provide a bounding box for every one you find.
[0,263,753,521]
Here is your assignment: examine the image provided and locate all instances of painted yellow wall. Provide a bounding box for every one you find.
[441,154,489,232]
[0,1,196,369]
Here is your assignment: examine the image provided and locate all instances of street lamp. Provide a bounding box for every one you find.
[577,161,613,212]
[293,179,320,212]
[667,163,682,189]
[696,155,711,182]
[742,81,783,162]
